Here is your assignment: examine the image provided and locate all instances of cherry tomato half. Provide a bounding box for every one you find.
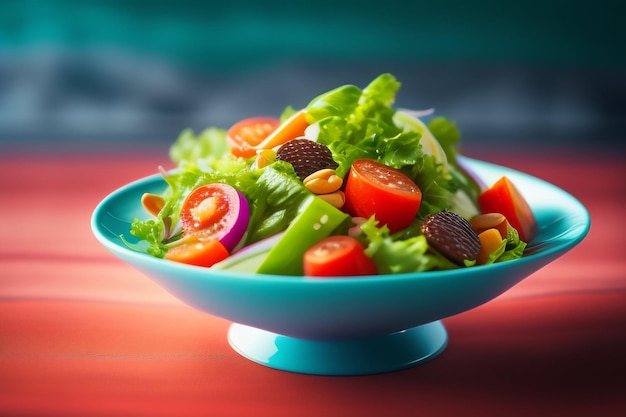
[179,183,249,251]
[303,235,378,277]
[226,117,281,158]
[165,235,230,268]
[344,159,422,233]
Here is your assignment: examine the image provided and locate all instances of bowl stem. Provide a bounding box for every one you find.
[227,321,448,376]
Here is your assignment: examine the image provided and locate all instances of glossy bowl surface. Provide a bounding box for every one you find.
[92,157,590,374]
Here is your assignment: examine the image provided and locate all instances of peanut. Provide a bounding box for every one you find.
[470,213,509,239]
[317,190,346,209]
[141,193,165,217]
[303,169,343,195]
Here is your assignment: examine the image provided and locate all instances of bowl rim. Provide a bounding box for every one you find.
[91,156,591,285]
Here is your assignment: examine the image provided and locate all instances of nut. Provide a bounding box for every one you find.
[276,139,338,180]
[303,169,343,194]
[141,193,165,217]
[421,210,481,265]
[317,190,346,209]
[470,213,509,239]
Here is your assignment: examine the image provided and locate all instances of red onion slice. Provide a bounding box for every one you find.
[180,183,250,252]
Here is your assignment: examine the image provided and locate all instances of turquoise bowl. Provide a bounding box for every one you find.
[91,157,590,375]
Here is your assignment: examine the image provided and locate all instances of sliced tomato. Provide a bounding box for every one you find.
[303,235,378,277]
[179,183,249,251]
[226,117,281,158]
[165,235,230,268]
[478,176,537,242]
[344,159,422,233]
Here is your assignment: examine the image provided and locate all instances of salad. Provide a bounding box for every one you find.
[124,73,536,276]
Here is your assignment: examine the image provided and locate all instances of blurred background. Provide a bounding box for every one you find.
[1,0,624,154]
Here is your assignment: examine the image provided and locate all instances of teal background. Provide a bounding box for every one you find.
[1,0,624,152]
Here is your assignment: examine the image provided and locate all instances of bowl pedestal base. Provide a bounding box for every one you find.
[227,321,448,376]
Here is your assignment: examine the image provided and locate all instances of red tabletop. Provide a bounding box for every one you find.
[1,148,624,417]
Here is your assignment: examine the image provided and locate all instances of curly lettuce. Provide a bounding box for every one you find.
[359,217,459,274]
[360,215,526,273]
[306,73,476,217]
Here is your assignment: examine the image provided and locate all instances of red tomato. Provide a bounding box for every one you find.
[165,235,230,268]
[303,235,378,277]
[179,183,249,251]
[227,117,281,158]
[344,159,422,233]
[478,176,537,242]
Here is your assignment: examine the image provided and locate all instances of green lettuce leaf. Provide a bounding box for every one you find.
[360,217,458,274]
[306,73,471,217]
[126,219,167,258]
[427,117,482,205]
[306,73,406,176]
[169,127,230,165]
[489,225,527,264]
[427,117,461,162]
[242,162,312,244]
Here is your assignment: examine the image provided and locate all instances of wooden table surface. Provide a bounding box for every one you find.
[1,147,624,417]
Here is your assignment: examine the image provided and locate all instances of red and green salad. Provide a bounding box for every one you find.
[124,73,536,276]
